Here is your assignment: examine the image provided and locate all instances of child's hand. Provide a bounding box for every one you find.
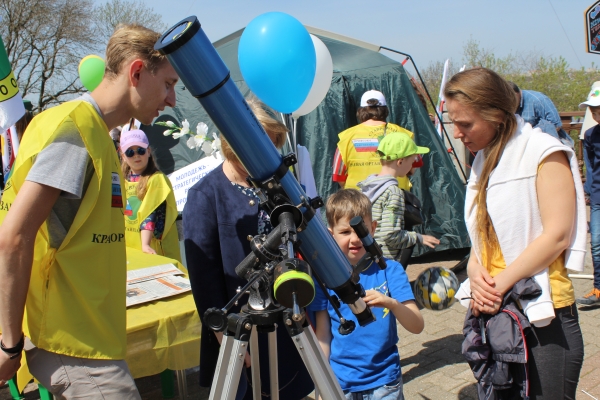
[142,245,157,255]
[363,290,395,309]
[421,235,440,248]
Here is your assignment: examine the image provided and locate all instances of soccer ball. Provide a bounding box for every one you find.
[413,266,459,310]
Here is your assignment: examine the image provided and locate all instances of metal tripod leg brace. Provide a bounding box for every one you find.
[209,309,345,400]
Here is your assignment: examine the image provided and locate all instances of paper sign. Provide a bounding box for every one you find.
[168,157,222,211]
[586,0,600,55]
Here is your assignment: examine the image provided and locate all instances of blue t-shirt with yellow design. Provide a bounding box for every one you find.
[308,259,414,392]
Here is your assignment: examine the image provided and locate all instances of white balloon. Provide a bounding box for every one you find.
[292,35,333,119]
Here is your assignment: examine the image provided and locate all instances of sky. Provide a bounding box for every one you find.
[100,0,600,73]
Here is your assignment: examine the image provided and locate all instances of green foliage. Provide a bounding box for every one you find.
[421,38,599,113]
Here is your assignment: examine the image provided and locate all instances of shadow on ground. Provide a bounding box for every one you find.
[401,333,465,384]
[579,304,600,312]
[458,383,478,399]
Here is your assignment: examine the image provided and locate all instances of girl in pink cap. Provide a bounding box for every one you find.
[120,124,180,261]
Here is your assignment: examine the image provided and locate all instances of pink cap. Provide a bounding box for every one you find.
[120,129,149,151]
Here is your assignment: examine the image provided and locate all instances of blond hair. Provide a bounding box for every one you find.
[105,24,167,79]
[326,189,372,228]
[443,67,518,264]
[221,98,288,161]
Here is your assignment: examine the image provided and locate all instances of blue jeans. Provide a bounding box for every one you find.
[343,378,404,400]
[589,203,600,289]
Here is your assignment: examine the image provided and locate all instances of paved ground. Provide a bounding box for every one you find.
[2,247,599,400]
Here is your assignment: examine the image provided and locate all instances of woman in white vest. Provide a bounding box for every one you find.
[445,67,585,399]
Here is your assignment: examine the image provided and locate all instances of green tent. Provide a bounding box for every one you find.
[143,27,470,257]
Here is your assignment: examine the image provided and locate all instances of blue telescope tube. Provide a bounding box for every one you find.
[156,17,373,325]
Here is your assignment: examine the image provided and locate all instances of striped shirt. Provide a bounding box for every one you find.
[371,184,420,259]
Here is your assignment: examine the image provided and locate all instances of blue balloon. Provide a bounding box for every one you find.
[239,12,316,114]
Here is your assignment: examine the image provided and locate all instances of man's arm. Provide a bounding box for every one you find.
[536,94,562,130]
[331,148,347,189]
[0,181,60,380]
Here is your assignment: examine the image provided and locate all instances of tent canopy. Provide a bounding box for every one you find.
[143,26,470,256]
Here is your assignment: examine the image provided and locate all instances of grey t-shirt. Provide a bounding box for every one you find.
[26,94,105,248]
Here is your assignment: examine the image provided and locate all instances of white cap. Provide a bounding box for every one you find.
[360,90,387,107]
[579,81,600,109]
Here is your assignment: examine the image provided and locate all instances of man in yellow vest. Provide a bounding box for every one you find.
[0,25,178,398]
[332,90,415,190]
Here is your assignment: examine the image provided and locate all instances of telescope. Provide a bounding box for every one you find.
[155,16,375,326]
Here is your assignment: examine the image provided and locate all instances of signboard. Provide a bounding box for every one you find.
[168,156,222,211]
[586,0,600,54]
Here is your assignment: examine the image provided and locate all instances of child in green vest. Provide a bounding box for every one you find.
[120,127,180,261]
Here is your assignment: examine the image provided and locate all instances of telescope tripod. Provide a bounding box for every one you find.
[209,304,345,400]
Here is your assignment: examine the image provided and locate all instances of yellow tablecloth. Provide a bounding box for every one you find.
[14,248,201,390]
[125,248,201,378]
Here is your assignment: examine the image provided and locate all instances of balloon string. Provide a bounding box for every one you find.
[293,117,297,150]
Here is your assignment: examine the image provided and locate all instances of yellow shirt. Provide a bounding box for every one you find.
[337,122,414,190]
[480,157,575,308]
[482,244,574,308]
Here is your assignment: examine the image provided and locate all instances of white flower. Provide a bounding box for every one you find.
[180,119,190,135]
[201,140,213,154]
[165,121,176,128]
[196,122,208,136]
[211,133,221,152]
[163,129,173,136]
[210,133,222,159]
[186,135,204,150]
[172,130,186,139]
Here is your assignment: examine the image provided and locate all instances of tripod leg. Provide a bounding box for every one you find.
[209,334,248,400]
[250,326,261,400]
[268,330,279,400]
[292,326,345,400]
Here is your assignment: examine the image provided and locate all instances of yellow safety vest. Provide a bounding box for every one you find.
[124,173,181,262]
[0,101,127,360]
[337,123,414,190]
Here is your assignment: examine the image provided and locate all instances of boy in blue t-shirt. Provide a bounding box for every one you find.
[309,189,424,399]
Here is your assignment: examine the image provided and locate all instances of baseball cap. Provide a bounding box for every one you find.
[360,90,387,107]
[120,128,149,152]
[377,133,430,161]
[579,81,600,109]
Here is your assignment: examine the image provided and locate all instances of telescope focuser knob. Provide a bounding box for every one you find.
[204,308,228,332]
[309,197,324,210]
[282,153,297,167]
[338,318,356,335]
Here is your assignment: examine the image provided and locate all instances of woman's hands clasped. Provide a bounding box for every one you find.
[468,256,502,316]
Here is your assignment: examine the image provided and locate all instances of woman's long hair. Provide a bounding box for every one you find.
[121,149,159,201]
[444,68,518,262]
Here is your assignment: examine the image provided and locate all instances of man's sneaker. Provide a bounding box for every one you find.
[576,288,600,305]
